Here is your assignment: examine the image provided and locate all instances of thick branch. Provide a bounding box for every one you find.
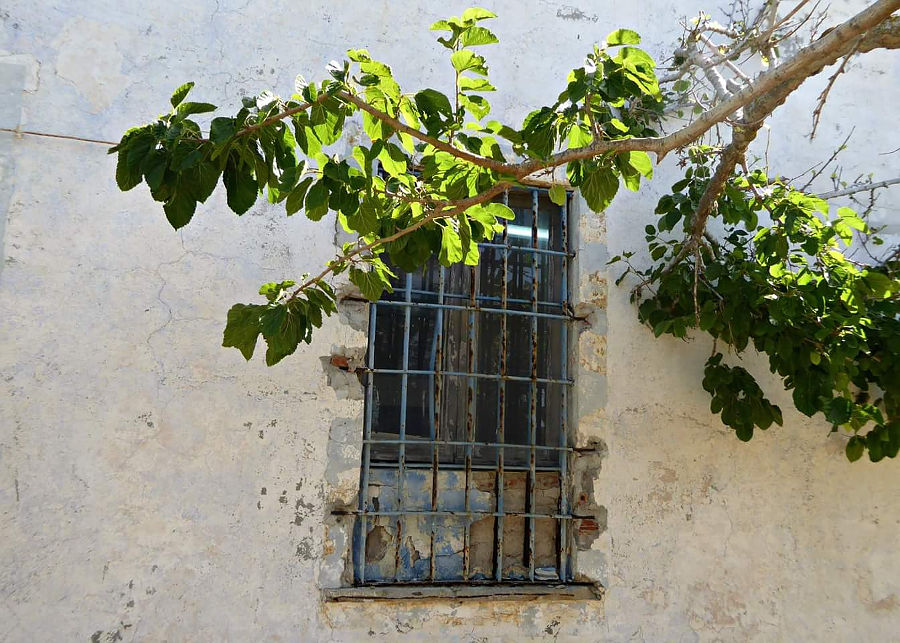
[520,0,900,171]
[857,14,900,52]
[641,0,899,284]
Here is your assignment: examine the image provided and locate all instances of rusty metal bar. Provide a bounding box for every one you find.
[356,301,378,584]
[373,298,572,321]
[394,273,412,580]
[370,461,564,473]
[477,242,575,258]
[527,188,539,582]
[463,264,478,580]
[430,265,445,582]
[365,368,572,386]
[348,509,573,519]
[494,189,509,582]
[389,287,565,310]
[363,439,572,452]
[558,193,571,582]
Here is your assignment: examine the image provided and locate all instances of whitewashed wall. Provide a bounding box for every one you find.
[1,1,898,640]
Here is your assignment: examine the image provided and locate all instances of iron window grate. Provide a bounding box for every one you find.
[354,187,574,584]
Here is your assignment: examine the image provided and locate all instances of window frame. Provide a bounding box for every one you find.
[353,186,575,586]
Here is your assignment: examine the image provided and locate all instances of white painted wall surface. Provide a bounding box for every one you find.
[1,1,898,640]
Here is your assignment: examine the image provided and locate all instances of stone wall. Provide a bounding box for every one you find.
[1,1,898,640]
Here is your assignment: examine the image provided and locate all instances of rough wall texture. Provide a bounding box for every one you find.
[0,1,898,641]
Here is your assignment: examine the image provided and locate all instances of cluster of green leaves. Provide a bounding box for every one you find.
[113,9,669,365]
[222,281,338,366]
[614,151,900,461]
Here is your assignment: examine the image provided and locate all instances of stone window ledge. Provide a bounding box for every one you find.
[323,583,604,602]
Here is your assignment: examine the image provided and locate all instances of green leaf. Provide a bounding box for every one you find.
[223,155,258,215]
[466,202,515,234]
[222,303,264,360]
[115,149,144,191]
[825,397,853,425]
[568,124,592,149]
[461,95,491,119]
[457,215,480,265]
[439,224,464,266]
[548,184,567,206]
[285,177,313,216]
[451,50,488,75]
[163,192,196,229]
[606,29,641,46]
[142,149,168,190]
[581,168,619,212]
[378,143,407,177]
[415,88,453,133]
[460,26,498,46]
[626,151,653,178]
[177,102,217,117]
[846,436,865,462]
[210,117,237,145]
[170,81,195,108]
[838,207,867,231]
[461,7,497,21]
[258,280,296,302]
[349,266,388,302]
[864,271,894,299]
[458,77,496,92]
[304,180,330,221]
[260,304,304,366]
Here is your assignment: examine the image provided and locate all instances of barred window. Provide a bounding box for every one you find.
[353,187,574,584]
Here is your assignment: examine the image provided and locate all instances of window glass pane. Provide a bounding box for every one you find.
[478,246,505,301]
[373,306,405,370]
[505,190,534,248]
[538,255,564,304]
[504,381,531,456]
[537,318,564,380]
[441,309,469,374]
[408,308,438,372]
[475,313,502,375]
[372,373,402,438]
[537,192,564,252]
[506,251,534,310]
[504,315,531,378]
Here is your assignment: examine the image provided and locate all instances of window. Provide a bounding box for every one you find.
[353,187,574,584]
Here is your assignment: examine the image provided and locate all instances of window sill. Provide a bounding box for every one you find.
[323,582,603,603]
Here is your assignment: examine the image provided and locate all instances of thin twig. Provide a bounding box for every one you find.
[810,38,860,139]
[0,127,118,146]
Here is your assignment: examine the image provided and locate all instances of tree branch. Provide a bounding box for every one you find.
[818,177,900,199]
[289,180,513,297]
[337,91,511,174]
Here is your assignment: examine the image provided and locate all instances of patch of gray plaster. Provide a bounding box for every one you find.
[52,18,129,112]
[0,63,25,278]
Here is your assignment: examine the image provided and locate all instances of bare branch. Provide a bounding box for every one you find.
[818,177,900,199]
[809,38,861,139]
[797,127,854,190]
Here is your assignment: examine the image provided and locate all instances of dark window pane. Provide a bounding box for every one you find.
[537,318,564,380]
[505,315,533,378]
[373,306,405,370]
